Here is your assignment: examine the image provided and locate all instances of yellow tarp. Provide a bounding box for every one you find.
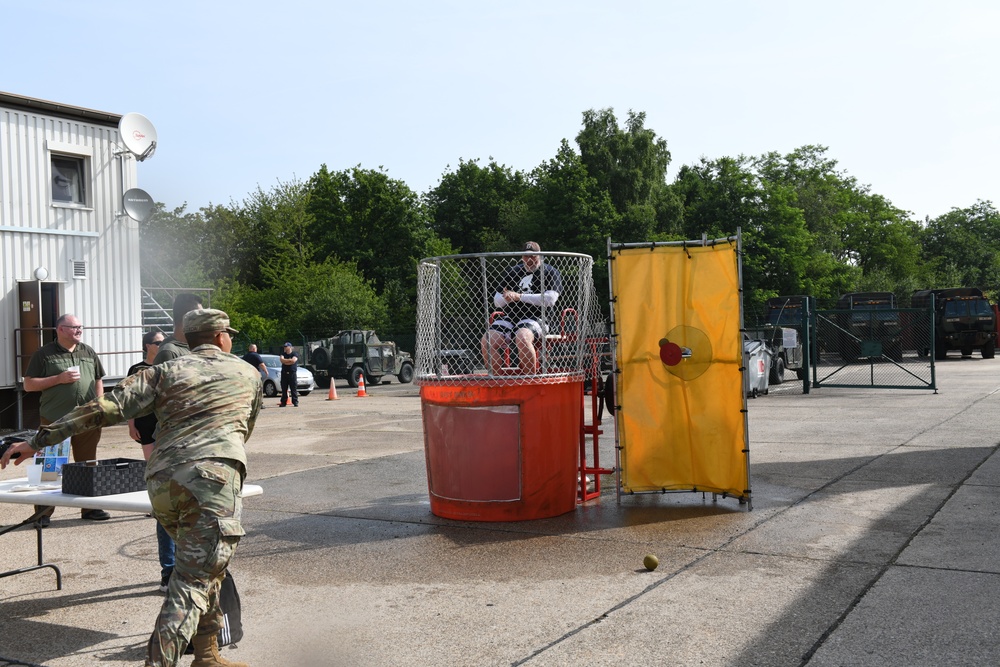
[611,243,749,496]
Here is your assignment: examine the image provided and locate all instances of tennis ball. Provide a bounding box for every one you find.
[643,554,659,571]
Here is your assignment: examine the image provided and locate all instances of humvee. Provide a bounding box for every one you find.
[306,330,414,387]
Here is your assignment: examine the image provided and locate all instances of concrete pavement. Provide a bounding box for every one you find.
[1,360,998,666]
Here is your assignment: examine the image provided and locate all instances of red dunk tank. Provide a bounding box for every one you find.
[413,249,598,521]
[420,376,582,521]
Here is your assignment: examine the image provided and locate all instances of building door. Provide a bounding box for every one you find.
[16,280,60,428]
[17,281,43,378]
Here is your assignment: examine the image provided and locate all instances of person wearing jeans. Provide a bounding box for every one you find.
[128,330,176,592]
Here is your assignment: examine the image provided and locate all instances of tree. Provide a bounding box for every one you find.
[424,158,529,254]
[753,146,925,303]
[141,181,315,291]
[229,180,315,288]
[921,201,1000,296]
[671,156,811,306]
[306,166,441,333]
[576,108,671,214]
[140,203,216,290]
[216,258,389,344]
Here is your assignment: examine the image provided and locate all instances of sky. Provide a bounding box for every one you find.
[3,0,997,222]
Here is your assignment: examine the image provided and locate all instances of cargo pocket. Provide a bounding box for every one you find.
[217,517,245,539]
[195,461,234,486]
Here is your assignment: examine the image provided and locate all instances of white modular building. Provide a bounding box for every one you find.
[0,91,144,429]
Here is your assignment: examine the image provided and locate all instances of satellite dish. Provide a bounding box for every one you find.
[119,113,157,161]
[123,188,155,223]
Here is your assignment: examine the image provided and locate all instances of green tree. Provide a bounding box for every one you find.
[671,156,811,306]
[575,108,683,240]
[753,145,925,303]
[307,166,441,333]
[921,200,1000,295]
[141,181,315,291]
[228,180,314,288]
[141,203,221,290]
[576,108,670,214]
[425,158,529,254]
[515,140,620,255]
[216,258,389,344]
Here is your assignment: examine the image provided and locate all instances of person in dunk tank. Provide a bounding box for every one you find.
[482,241,564,374]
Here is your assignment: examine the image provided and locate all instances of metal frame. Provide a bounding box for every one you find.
[809,301,937,392]
[0,506,62,589]
[607,232,752,510]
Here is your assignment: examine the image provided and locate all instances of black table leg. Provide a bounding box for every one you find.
[0,506,63,589]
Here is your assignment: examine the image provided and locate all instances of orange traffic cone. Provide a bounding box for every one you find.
[356,374,368,398]
[326,382,339,401]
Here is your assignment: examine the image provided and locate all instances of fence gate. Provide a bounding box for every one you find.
[811,305,936,390]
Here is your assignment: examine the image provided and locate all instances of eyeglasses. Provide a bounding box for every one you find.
[60,325,83,331]
[150,341,163,346]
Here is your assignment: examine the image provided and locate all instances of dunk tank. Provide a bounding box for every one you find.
[414,250,606,521]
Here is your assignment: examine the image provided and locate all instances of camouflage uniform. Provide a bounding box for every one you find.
[28,310,262,667]
[153,334,190,365]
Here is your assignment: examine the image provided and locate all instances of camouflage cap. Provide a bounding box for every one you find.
[183,308,238,335]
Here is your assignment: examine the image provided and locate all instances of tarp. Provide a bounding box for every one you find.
[611,242,749,497]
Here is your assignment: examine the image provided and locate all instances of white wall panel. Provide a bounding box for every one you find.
[1,97,143,389]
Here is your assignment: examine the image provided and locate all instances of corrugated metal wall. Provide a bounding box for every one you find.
[0,102,143,389]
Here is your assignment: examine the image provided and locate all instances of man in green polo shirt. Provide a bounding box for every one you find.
[23,313,109,521]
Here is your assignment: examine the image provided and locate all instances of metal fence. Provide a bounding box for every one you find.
[812,306,935,390]
[414,251,604,387]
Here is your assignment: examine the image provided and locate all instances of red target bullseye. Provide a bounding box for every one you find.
[659,341,683,366]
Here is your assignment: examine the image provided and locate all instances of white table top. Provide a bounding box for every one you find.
[0,479,263,513]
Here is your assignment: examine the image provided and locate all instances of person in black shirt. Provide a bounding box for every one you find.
[127,330,166,458]
[482,241,563,374]
[242,344,267,377]
[279,342,299,407]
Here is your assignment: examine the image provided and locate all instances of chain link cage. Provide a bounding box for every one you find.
[415,251,605,387]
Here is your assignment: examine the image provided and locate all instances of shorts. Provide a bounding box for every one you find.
[490,318,547,343]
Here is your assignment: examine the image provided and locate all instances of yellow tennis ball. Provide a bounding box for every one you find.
[643,554,659,571]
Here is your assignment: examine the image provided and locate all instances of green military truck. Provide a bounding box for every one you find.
[306,330,415,387]
[836,292,902,362]
[762,296,808,382]
[746,296,809,384]
[911,288,996,360]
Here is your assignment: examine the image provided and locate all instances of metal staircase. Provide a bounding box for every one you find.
[140,287,213,332]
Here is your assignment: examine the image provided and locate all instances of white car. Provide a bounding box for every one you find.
[259,354,316,397]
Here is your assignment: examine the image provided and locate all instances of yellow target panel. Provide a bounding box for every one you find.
[611,241,749,498]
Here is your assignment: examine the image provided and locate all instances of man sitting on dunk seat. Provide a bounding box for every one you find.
[481,241,563,375]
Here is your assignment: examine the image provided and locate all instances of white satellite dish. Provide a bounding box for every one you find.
[119,113,157,161]
[123,188,155,223]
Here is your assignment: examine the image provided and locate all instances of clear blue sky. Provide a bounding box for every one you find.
[4,1,997,222]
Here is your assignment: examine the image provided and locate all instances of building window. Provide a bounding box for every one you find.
[51,155,87,204]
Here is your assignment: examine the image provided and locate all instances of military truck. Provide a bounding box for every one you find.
[836,292,902,362]
[751,296,809,382]
[911,288,996,360]
[306,330,414,387]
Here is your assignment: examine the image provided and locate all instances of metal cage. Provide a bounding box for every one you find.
[414,251,603,387]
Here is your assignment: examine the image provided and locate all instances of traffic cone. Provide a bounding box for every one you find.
[356,374,368,398]
[326,381,339,401]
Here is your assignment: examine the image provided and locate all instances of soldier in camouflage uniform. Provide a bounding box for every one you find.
[1,309,262,667]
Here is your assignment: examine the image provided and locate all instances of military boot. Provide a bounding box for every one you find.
[190,634,248,667]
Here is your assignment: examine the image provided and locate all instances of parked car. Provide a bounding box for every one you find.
[259,354,316,397]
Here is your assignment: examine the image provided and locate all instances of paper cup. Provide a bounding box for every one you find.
[26,462,43,486]
[68,365,80,374]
